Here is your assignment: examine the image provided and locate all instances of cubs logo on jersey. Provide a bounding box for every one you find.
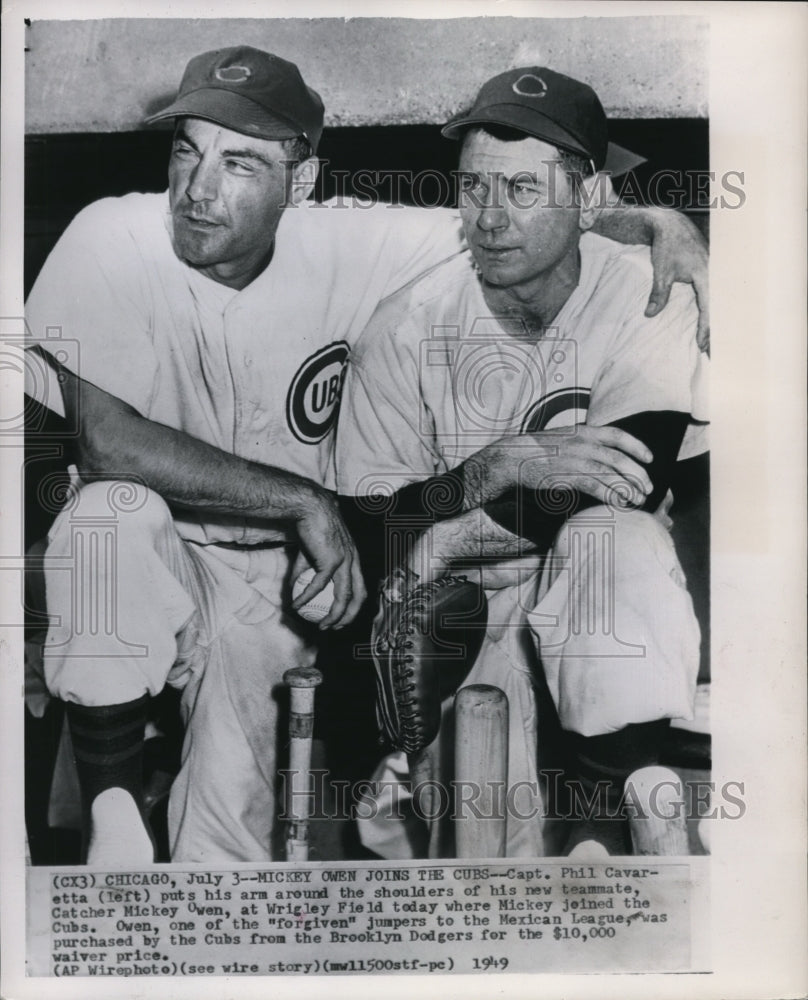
[521,388,591,433]
[286,342,350,444]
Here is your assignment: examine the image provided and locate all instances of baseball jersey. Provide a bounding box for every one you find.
[336,233,708,497]
[25,191,464,545]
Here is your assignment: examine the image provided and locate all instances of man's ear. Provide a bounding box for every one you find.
[578,171,612,232]
[289,156,320,206]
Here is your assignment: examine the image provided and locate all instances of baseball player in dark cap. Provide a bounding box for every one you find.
[26,45,461,863]
[338,66,708,857]
[26,48,708,864]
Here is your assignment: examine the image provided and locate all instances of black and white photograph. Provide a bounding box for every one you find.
[1,2,805,998]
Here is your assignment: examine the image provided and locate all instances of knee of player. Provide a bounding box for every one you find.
[51,480,172,536]
[565,504,662,534]
[556,505,671,558]
[611,507,669,547]
[563,503,614,527]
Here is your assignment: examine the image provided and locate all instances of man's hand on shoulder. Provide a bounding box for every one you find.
[593,203,709,354]
[643,207,709,354]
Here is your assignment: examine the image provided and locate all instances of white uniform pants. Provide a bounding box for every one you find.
[41,481,315,863]
[529,504,699,736]
[358,504,700,859]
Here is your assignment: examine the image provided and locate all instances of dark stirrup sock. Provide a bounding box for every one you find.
[65,694,150,851]
[565,721,671,850]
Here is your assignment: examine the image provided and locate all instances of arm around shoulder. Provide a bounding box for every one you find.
[593,202,709,352]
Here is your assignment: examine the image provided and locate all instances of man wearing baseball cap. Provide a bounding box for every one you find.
[26,47,707,864]
[25,45,467,864]
[338,66,708,857]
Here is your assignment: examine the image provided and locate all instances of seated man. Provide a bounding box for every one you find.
[25,46,706,865]
[23,45,463,865]
[336,66,708,857]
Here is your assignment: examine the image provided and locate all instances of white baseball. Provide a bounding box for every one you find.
[292,568,335,624]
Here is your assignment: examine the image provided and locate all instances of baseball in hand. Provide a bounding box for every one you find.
[292,568,335,624]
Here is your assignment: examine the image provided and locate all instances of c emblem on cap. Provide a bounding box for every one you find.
[512,73,548,98]
[215,65,252,83]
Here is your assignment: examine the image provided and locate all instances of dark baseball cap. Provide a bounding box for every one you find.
[442,67,643,175]
[146,46,324,153]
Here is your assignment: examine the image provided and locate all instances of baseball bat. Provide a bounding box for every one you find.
[283,666,323,862]
[408,742,442,858]
[626,765,689,856]
[454,685,509,858]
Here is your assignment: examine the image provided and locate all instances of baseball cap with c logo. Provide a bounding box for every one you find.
[442,66,643,175]
[146,45,324,152]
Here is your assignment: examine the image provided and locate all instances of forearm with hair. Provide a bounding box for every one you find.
[341,411,690,584]
[388,441,532,520]
[591,203,658,246]
[422,505,538,565]
[69,370,319,521]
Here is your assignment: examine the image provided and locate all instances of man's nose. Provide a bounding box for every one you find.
[476,198,509,232]
[185,159,219,203]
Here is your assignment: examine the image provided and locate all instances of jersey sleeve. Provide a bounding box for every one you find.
[586,269,709,449]
[382,207,466,298]
[349,203,466,301]
[336,307,442,497]
[25,199,159,418]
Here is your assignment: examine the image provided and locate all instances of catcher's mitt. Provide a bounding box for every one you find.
[371,569,488,754]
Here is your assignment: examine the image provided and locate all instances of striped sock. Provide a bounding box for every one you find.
[66,695,150,845]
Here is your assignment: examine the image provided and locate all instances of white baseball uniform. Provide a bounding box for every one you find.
[25,190,464,861]
[337,234,708,857]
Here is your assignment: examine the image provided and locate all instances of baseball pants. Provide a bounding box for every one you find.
[359,503,700,858]
[40,480,315,863]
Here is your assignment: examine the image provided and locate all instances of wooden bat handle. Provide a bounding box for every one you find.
[627,765,689,856]
[408,742,442,858]
[283,666,323,862]
[454,685,509,859]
